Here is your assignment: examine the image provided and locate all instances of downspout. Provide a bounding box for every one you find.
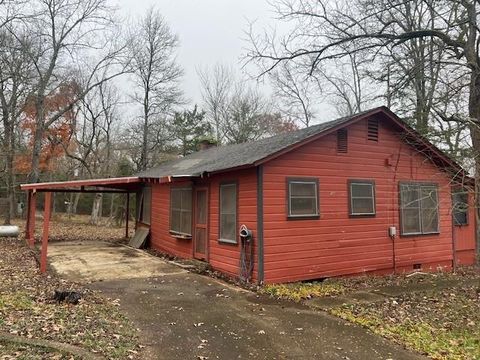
[256,165,264,284]
[452,212,457,273]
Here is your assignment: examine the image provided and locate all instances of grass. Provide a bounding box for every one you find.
[330,285,480,360]
[262,281,345,301]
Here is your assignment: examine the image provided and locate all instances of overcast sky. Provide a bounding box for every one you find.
[115,0,277,104]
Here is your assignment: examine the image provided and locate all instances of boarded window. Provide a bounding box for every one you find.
[452,189,468,226]
[400,183,439,235]
[349,180,375,216]
[219,183,237,243]
[170,187,192,235]
[288,179,319,218]
[337,129,348,153]
[367,118,379,141]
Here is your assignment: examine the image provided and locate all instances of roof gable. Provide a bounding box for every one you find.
[136,107,467,180]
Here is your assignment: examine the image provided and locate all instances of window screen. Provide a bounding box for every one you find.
[137,186,151,224]
[349,181,375,216]
[170,188,192,235]
[288,179,319,218]
[452,190,468,226]
[400,183,439,235]
[219,183,237,243]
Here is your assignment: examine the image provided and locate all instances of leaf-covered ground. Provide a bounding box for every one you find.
[0,236,141,359]
[12,214,133,244]
[262,268,480,360]
[331,283,480,360]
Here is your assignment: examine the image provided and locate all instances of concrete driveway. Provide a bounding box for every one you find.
[47,241,186,282]
[49,242,423,359]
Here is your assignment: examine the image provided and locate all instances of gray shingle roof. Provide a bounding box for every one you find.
[136,109,375,179]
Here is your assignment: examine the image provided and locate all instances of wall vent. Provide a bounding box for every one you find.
[337,129,348,153]
[367,118,379,142]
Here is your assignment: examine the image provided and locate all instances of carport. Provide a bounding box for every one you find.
[20,177,142,273]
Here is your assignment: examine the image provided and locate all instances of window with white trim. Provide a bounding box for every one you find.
[287,179,319,218]
[400,183,439,235]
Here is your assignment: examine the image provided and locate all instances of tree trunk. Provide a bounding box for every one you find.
[28,98,46,184]
[90,193,103,225]
[468,68,480,262]
[3,116,14,225]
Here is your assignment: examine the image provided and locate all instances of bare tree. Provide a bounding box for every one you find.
[128,6,184,171]
[198,63,234,141]
[269,61,317,127]
[247,0,480,170]
[9,0,128,184]
[0,30,33,224]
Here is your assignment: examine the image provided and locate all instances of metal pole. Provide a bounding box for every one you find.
[125,193,130,238]
[40,192,52,273]
[25,191,31,243]
[29,191,37,247]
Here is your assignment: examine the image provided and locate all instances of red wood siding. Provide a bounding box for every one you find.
[150,182,193,259]
[453,192,476,265]
[262,117,474,283]
[208,168,258,280]
[149,169,258,281]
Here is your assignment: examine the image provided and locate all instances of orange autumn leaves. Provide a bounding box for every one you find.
[15,82,79,174]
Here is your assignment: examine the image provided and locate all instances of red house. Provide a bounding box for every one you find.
[22,107,477,283]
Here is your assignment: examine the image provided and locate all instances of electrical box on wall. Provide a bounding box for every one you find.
[389,226,397,238]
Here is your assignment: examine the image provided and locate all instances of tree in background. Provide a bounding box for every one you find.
[0,29,33,224]
[246,0,476,162]
[16,82,77,175]
[9,0,128,184]
[268,61,317,127]
[198,64,233,142]
[170,106,212,156]
[199,64,297,144]
[128,6,184,171]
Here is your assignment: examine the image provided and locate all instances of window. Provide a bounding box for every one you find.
[137,185,151,224]
[349,180,375,216]
[367,118,379,142]
[287,178,319,218]
[399,183,439,235]
[452,189,468,226]
[219,183,237,243]
[337,129,348,153]
[170,187,192,236]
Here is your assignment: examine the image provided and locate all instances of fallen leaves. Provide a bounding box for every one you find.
[331,284,480,360]
[0,237,141,358]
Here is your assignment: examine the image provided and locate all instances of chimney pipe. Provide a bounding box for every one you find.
[198,139,217,151]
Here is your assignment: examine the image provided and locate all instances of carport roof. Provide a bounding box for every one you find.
[20,176,141,192]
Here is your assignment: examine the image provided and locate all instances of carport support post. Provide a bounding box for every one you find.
[25,190,31,243]
[125,193,130,238]
[40,192,52,273]
[26,190,37,247]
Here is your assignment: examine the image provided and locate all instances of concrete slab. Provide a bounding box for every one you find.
[47,241,186,282]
